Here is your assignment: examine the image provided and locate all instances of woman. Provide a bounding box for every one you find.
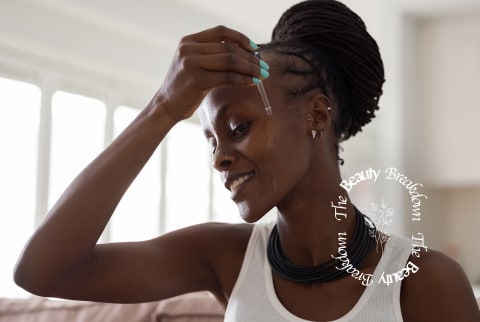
[14,0,480,321]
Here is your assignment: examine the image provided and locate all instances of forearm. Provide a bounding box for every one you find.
[14,102,177,293]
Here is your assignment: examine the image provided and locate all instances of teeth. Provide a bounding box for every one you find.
[230,173,253,191]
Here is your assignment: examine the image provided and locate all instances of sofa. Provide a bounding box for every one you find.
[0,292,224,322]
[1,292,479,321]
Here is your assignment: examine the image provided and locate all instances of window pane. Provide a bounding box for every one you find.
[109,106,161,241]
[165,122,210,232]
[0,77,40,298]
[49,91,106,208]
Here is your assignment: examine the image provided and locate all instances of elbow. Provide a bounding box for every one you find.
[13,259,56,297]
[14,267,40,296]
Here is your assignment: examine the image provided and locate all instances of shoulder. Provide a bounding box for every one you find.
[177,222,254,304]
[158,222,254,265]
[186,222,254,250]
[158,221,253,248]
[400,248,480,321]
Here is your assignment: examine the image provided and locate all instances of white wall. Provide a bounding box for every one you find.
[407,11,480,285]
[416,12,480,186]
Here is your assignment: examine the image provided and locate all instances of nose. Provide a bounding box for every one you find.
[213,150,233,171]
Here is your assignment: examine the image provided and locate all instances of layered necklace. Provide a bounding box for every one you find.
[267,207,377,284]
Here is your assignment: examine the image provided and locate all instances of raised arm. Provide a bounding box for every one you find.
[14,26,263,303]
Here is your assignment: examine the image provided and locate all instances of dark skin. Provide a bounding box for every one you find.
[14,26,480,321]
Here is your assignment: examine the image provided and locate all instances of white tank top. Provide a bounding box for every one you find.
[225,221,412,321]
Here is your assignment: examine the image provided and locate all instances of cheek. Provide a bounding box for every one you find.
[233,133,311,223]
[262,126,311,192]
[272,139,310,183]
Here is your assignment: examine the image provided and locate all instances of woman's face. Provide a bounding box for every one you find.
[199,58,316,222]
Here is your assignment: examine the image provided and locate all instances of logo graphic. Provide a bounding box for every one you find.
[368,200,394,250]
[331,167,428,286]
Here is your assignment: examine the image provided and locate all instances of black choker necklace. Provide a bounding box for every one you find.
[267,207,377,284]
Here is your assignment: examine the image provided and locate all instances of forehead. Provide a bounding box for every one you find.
[199,52,284,126]
[199,85,257,127]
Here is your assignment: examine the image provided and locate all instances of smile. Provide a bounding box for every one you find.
[230,173,254,192]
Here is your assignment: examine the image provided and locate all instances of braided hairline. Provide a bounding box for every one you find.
[259,40,345,163]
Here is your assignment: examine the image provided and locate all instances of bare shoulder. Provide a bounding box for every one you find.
[154,221,253,259]
[192,222,254,305]
[157,222,254,305]
[178,222,253,259]
[401,249,480,321]
[196,221,254,243]
[154,221,254,271]
[160,221,253,246]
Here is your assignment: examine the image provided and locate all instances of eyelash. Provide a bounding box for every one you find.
[208,122,251,155]
[210,141,217,155]
[231,122,251,137]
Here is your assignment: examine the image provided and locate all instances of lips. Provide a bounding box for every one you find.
[225,171,255,194]
[230,173,254,191]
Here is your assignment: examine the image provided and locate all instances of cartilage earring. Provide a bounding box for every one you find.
[311,129,317,139]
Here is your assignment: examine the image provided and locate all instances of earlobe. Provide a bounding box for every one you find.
[310,129,325,140]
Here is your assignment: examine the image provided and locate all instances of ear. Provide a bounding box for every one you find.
[307,93,333,130]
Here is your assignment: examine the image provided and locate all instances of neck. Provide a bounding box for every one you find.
[274,160,356,268]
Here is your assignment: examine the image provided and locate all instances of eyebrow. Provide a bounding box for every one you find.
[216,104,230,122]
[202,103,230,138]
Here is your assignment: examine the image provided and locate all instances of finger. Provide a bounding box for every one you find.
[178,42,265,69]
[179,43,269,77]
[183,25,258,52]
[198,70,260,88]
[185,53,268,81]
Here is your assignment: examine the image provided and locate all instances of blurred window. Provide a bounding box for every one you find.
[0,77,40,298]
[0,77,241,298]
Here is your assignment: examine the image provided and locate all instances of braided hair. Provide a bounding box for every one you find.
[263,0,384,160]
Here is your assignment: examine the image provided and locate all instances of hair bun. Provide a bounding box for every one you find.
[272,0,385,141]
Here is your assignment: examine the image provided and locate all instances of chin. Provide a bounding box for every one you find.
[236,201,273,224]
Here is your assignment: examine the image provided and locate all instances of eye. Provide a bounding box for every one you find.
[210,141,217,155]
[205,136,217,155]
[231,122,251,137]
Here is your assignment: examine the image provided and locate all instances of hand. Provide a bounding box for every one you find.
[152,25,266,122]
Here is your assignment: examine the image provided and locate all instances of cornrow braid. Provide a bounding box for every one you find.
[266,0,385,143]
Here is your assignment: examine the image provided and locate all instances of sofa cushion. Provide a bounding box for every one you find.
[0,292,224,322]
[0,296,160,322]
[154,292,224,322]
[2,294,476,321]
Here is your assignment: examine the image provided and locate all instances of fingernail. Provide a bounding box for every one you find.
[252,77,261,84]
[260,69,270,78]
[249,39,258,50]
[259,60,269,71]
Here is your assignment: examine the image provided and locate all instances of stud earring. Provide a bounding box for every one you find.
[327,106,332,112]
[311,129,317,139]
